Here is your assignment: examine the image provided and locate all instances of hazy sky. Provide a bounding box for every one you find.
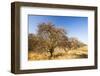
[28,15,88,44]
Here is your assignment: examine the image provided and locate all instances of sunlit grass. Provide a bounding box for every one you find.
[28,46,88,61]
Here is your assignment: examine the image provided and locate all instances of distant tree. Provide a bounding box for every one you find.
[68,37,87,50]
[28,34,39,51]
[67,37,79,50]
[28,34,48,53]
[77,41,87,47]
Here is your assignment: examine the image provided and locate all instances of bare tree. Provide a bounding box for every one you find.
[68,37,79,50]
[67,37,87,50]
[37,22,68,59]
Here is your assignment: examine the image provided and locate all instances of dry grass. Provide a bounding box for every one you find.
[28,46,88,61]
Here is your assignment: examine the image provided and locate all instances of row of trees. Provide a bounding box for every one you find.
[28,22,86,59]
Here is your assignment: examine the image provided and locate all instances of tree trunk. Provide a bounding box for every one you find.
[49,48,54,59]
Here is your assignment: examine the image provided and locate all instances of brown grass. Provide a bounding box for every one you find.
[28,46,88,61]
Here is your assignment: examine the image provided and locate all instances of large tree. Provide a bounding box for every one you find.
[37,22,68,59]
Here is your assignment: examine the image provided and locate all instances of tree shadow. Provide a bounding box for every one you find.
[76,54,88,58]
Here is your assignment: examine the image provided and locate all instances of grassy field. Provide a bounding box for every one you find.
[28,46,88,61]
